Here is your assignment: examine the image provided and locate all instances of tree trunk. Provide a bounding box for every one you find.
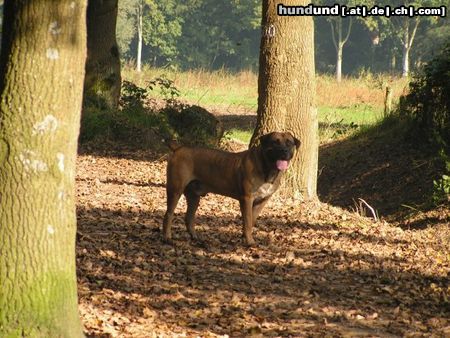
[336,45,343,83]
[330,18,351,83]
[136,0,143,72]
[251,0,318,200]
[390,52,396,74]
[402,44,410,77]
[0,1,87,337]
[336,18,342,83]
[84,0,121,109]
[400,18,420,78]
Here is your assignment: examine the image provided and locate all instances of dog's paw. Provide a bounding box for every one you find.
[193,239,208,249]
[190,234,208,248]
[162,236,175,245]
[244,237,256,247]
[189,231,199,241]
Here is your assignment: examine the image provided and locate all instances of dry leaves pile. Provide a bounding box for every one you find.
[76,147,449,337]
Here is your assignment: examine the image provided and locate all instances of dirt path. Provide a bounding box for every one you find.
[76,147,449,337]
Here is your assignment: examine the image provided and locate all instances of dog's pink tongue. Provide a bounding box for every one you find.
[276,160,289,170]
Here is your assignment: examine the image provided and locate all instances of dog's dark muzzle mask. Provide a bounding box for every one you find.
[265,145,295,171]
[259,132,301,171]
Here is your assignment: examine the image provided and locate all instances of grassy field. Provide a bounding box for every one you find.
[122,65,410,143]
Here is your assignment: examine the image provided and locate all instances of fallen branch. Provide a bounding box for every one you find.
[358,198,378,222]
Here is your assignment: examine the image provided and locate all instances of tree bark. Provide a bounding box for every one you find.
[0,1,87,336]
[84,0,121,109]
[251,0,318,200]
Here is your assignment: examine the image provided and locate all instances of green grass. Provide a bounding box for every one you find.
[318,104,383,125]
[224,104,384,145]
[181,87,256,110]
[122,65,407,144]
[318,104,385,143]
[122,65,258,110]
[226,128,252,144]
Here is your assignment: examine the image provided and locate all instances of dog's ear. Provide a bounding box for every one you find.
[287,132,301,149]
[259,132,274,147]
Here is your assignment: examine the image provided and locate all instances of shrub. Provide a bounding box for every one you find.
[80,76,223,148]
[399,43,450,206]
[166,105,223,147]
[433,173,450,205]
[79,105,116,143]
[400,43,450,148]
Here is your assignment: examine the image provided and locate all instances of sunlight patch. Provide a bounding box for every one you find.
[47,225,55,235]
[56,153,65,172]
[46,48,59,60]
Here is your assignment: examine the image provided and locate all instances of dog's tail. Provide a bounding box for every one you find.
[165,139,183,152]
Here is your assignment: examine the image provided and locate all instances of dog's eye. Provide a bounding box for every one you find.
[285,140,292,146]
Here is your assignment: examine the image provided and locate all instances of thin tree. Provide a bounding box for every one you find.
[0,0,87,336]
[400,17,420,77]
[377,0,448,77]
[136,0,144,72]
[251,0,318,200]
[329,17,353,82]
[320,0,376,81]
[84,0,121,108]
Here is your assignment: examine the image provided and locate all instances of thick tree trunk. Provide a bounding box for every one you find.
[136,1,143,72]
[251,0,318,200]
[0,1,87,337]
[84,0,121,109]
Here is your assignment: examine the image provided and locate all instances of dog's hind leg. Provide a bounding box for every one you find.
[184,183,201,240]
[163,188,182,242]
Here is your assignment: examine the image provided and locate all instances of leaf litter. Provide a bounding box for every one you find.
[76,146,449,337]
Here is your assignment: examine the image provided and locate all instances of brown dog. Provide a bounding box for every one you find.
[163,132,300,246]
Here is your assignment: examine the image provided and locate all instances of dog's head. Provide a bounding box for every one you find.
[259,132,301,171]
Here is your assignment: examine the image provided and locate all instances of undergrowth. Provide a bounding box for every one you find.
[399,43,450,206]
[80,76,221,148]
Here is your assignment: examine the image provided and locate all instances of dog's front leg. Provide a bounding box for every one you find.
[240,195,255,246]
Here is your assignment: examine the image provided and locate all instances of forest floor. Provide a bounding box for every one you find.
[76,136,449,337]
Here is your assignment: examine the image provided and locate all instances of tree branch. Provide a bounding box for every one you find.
[342,17,353,45]
[358,198,378,221]
[396,17,405,46]
[329,19,338,52]
[408,17,420,50]
[402,17,409,48]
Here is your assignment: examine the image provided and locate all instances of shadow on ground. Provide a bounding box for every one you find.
[78,116,447,227]
[77,204,449,337]
[317,121,446,222]
[218,114,256,133]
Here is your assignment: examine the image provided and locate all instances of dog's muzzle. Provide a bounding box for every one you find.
[271,147,294,171]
